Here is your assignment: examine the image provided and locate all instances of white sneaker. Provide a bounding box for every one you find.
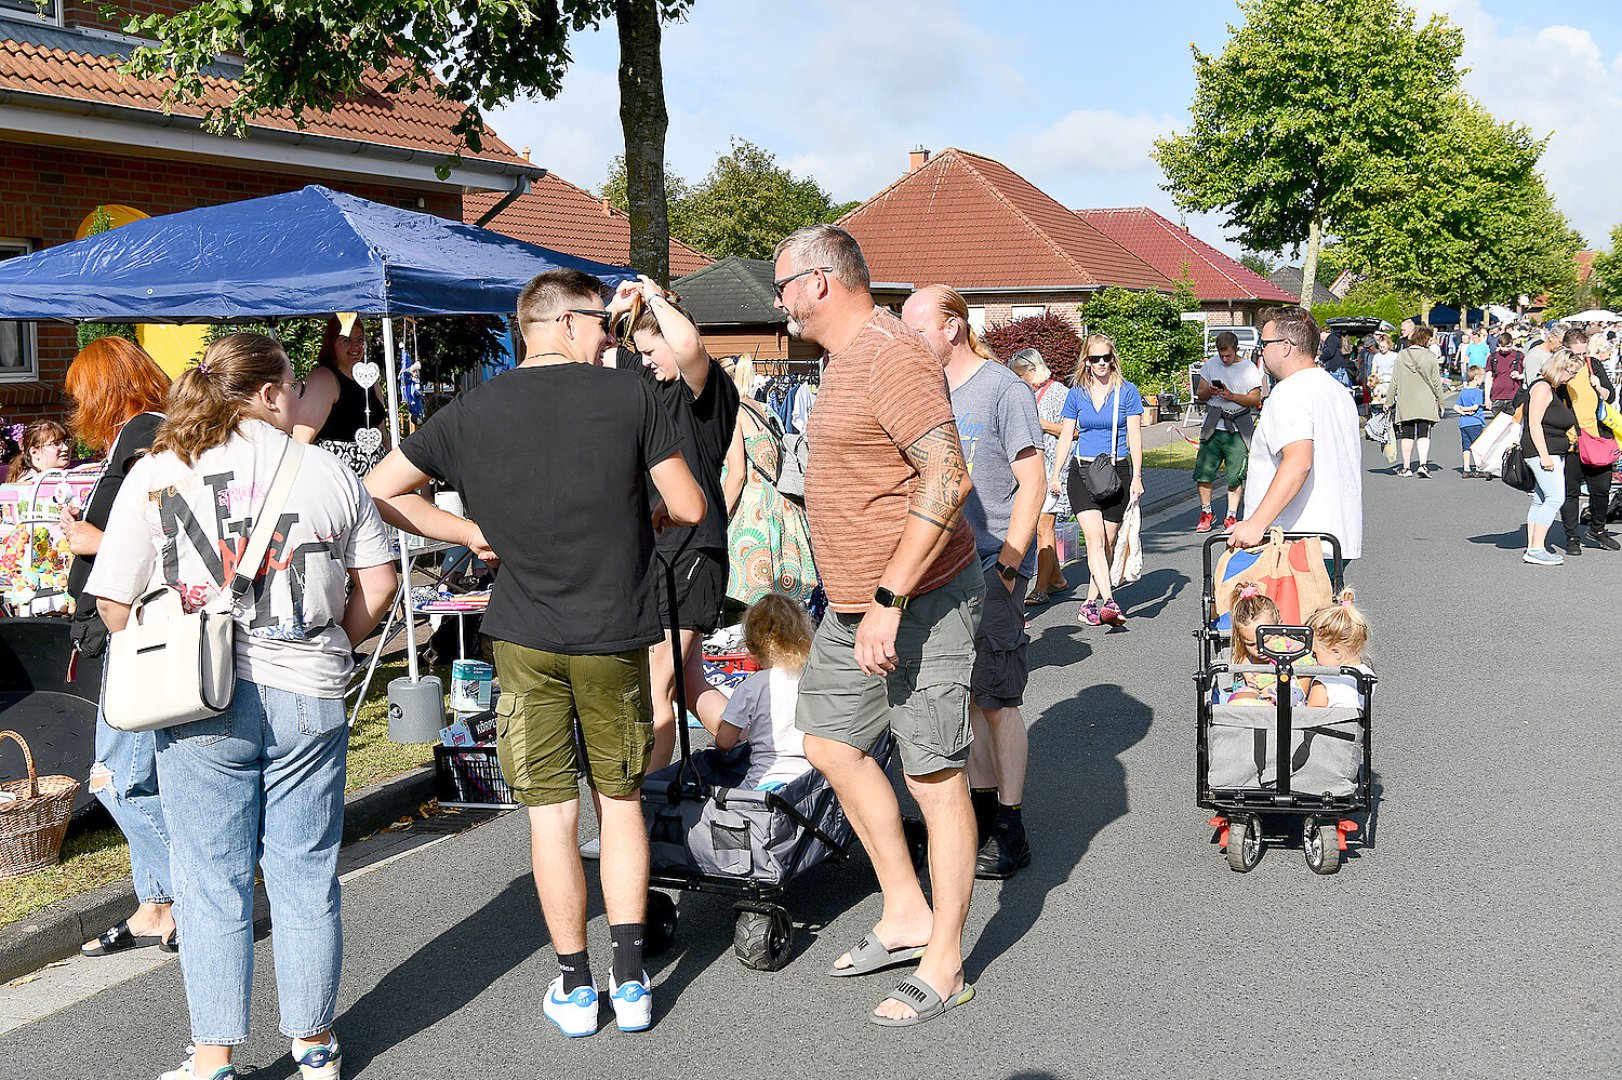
[607,970,653,1032]
[543,976,600,1038]
[292,1034,341,1079]
[158,1061,236,1080]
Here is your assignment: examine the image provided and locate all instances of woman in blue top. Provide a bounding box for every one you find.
[1047,334,1144,626]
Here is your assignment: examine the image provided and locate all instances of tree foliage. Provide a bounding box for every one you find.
[1154,0,1463,308]
[982,312,1082,382]
[76,207,140,349]
[118,0,690,158]
[1336,95,1581,315]
[1239,251,1275,277]
[602,138,856,260]
[1080,284,1203,395]
[1586,223,1622,311]
[1313,280,1420,326]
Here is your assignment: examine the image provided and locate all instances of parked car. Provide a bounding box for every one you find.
[1204,325,1260,357]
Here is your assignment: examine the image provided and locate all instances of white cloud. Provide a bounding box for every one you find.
[1412,0,1622,247]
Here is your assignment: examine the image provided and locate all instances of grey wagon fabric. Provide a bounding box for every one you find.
[1206,704,1363,797]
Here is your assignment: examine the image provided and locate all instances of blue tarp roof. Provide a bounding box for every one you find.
[0,185,634,322]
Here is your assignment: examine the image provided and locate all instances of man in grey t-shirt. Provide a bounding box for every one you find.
[903,286,1046,880]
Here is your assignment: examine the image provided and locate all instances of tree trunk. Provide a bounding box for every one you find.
[617,0,670,285]
[1420,296,1434,323]
[1299,216,1322,311]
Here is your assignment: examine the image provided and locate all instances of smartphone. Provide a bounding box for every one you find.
[1209,380,1226,391]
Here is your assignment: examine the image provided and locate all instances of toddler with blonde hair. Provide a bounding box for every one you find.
[1304,589,1373,708]
[710,593,816,790]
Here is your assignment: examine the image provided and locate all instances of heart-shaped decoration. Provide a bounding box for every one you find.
[350,360,381,390]
[355,427,384,455]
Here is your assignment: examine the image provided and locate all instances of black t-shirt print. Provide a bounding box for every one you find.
[401,363,681,655]
[634,359,739,554]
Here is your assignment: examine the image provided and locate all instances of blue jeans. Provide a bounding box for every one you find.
[155,680,349,1045]
[91,711,174,905]
[1528,454,1564,530]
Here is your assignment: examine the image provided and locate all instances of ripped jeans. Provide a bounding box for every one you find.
[90,718,174,904]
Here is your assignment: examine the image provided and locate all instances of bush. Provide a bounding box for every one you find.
[1080,283,1202,396]
[982,311,1081,382]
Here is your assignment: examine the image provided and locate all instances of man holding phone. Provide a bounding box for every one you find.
[1193,330,1265,532]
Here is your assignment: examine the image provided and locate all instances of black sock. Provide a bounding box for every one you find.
[557,949,591,993]
[609,923,645,986]
[970,787,998,843]
[996,803,1024,832]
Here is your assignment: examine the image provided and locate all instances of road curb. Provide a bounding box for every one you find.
[0,763,436,984]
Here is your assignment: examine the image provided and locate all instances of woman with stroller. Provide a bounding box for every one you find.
[1048,333,1144,625]
[85,333,398,1080]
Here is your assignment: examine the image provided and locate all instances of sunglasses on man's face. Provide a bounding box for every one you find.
[560,308,614,332]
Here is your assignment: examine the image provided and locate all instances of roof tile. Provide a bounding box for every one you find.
[1076,207,1299,304]
[839,149,1170,292]
[0,24,529,166]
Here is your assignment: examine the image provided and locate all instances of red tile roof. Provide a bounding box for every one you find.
[0,27,531,167]
[464,173,712,276]
[838,148,1169,292]
[1076,207,1298,304]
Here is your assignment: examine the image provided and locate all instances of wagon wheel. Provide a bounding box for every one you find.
[1225,813,1262,873]
[645,890,678,956]
[1302,817,1342,876]
[733,904,794,971]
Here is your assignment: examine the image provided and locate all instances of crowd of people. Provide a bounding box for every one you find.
[27,221,1383,1078]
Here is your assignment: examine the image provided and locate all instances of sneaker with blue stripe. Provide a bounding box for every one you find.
[543,976,601,1038]
[293,1034,341,1079]
[608,970,653,1032]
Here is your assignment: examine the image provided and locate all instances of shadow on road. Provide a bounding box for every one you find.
[1468,528,1526,550]
[1123,566,1188,620]
[965,681,1150,980]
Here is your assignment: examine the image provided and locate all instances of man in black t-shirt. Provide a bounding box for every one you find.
[366,268,705,1038]
[607,278,740,773]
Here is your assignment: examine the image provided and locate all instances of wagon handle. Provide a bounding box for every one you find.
[0,729,39,800]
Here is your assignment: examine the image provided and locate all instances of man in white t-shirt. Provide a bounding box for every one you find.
[1230,307,1364,561]
[1523,327,1557,389]
[1193,330,1265,532]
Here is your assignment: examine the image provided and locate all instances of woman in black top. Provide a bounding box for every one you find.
[1558,331,1618,554]
[58,337,177,954]
[1520,352,1581,566]
[298,316,388,477]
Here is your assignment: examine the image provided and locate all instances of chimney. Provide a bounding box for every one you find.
[601,198,613,216]
[908,146,931,173]
[521,146,531,161]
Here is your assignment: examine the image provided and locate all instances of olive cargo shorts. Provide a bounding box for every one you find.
[491,641,654,806]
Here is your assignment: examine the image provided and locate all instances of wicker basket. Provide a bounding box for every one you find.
[0,729,82,879]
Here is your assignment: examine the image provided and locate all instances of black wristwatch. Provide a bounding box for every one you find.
[873,587,910,611]
[995,561,1019,582]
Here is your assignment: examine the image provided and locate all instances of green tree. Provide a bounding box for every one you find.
[1153,0,1463,310]
[1080,283,1203,396]
[1314,280,1420,326]
[115,0,694,282]
[602,138,856,260]
[1581,223,1622,311]
[1337,95,1579,322]
[1239,251,1275,277]
[75,207,140,349]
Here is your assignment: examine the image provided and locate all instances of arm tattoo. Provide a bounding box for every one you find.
[903,421,969,531]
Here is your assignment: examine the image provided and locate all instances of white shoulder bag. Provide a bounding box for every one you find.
[103,441,305,733]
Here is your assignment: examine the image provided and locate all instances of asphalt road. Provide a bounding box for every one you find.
[5,427,1618,1080]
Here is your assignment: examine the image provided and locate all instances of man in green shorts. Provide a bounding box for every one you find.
[1194,330,1264,532]
[366,268,705,1038]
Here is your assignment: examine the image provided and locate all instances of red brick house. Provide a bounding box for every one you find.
[1075,207,1297,326]
[466,172,711,280]
[0,2,542,419]
[838,147,1170,333]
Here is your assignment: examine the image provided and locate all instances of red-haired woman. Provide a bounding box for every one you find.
[59,337,177,957]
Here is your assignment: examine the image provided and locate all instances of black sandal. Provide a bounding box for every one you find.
[81,921,166,956]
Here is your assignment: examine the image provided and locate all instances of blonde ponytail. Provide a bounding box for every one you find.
[915,284,995,359]
[151,333,288,467]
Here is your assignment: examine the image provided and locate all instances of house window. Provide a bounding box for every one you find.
[1011,305,1046,321]
[967,307,987,335]
[0,240,39,381]
[0,0,60,26]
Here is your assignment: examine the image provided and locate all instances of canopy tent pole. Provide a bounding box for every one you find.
[382,315,420,683]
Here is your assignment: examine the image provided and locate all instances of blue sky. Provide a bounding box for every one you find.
[487,1,1622,255]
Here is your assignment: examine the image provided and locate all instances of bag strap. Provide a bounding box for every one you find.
[1108,385,1121,464]
[1035,379,1057,406]
[214,440,305,615]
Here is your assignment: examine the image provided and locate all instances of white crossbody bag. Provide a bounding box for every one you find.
[103,441,305,733]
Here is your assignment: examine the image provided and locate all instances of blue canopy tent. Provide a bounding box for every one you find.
[0,184,635,711]
[1416,304,1485,329]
